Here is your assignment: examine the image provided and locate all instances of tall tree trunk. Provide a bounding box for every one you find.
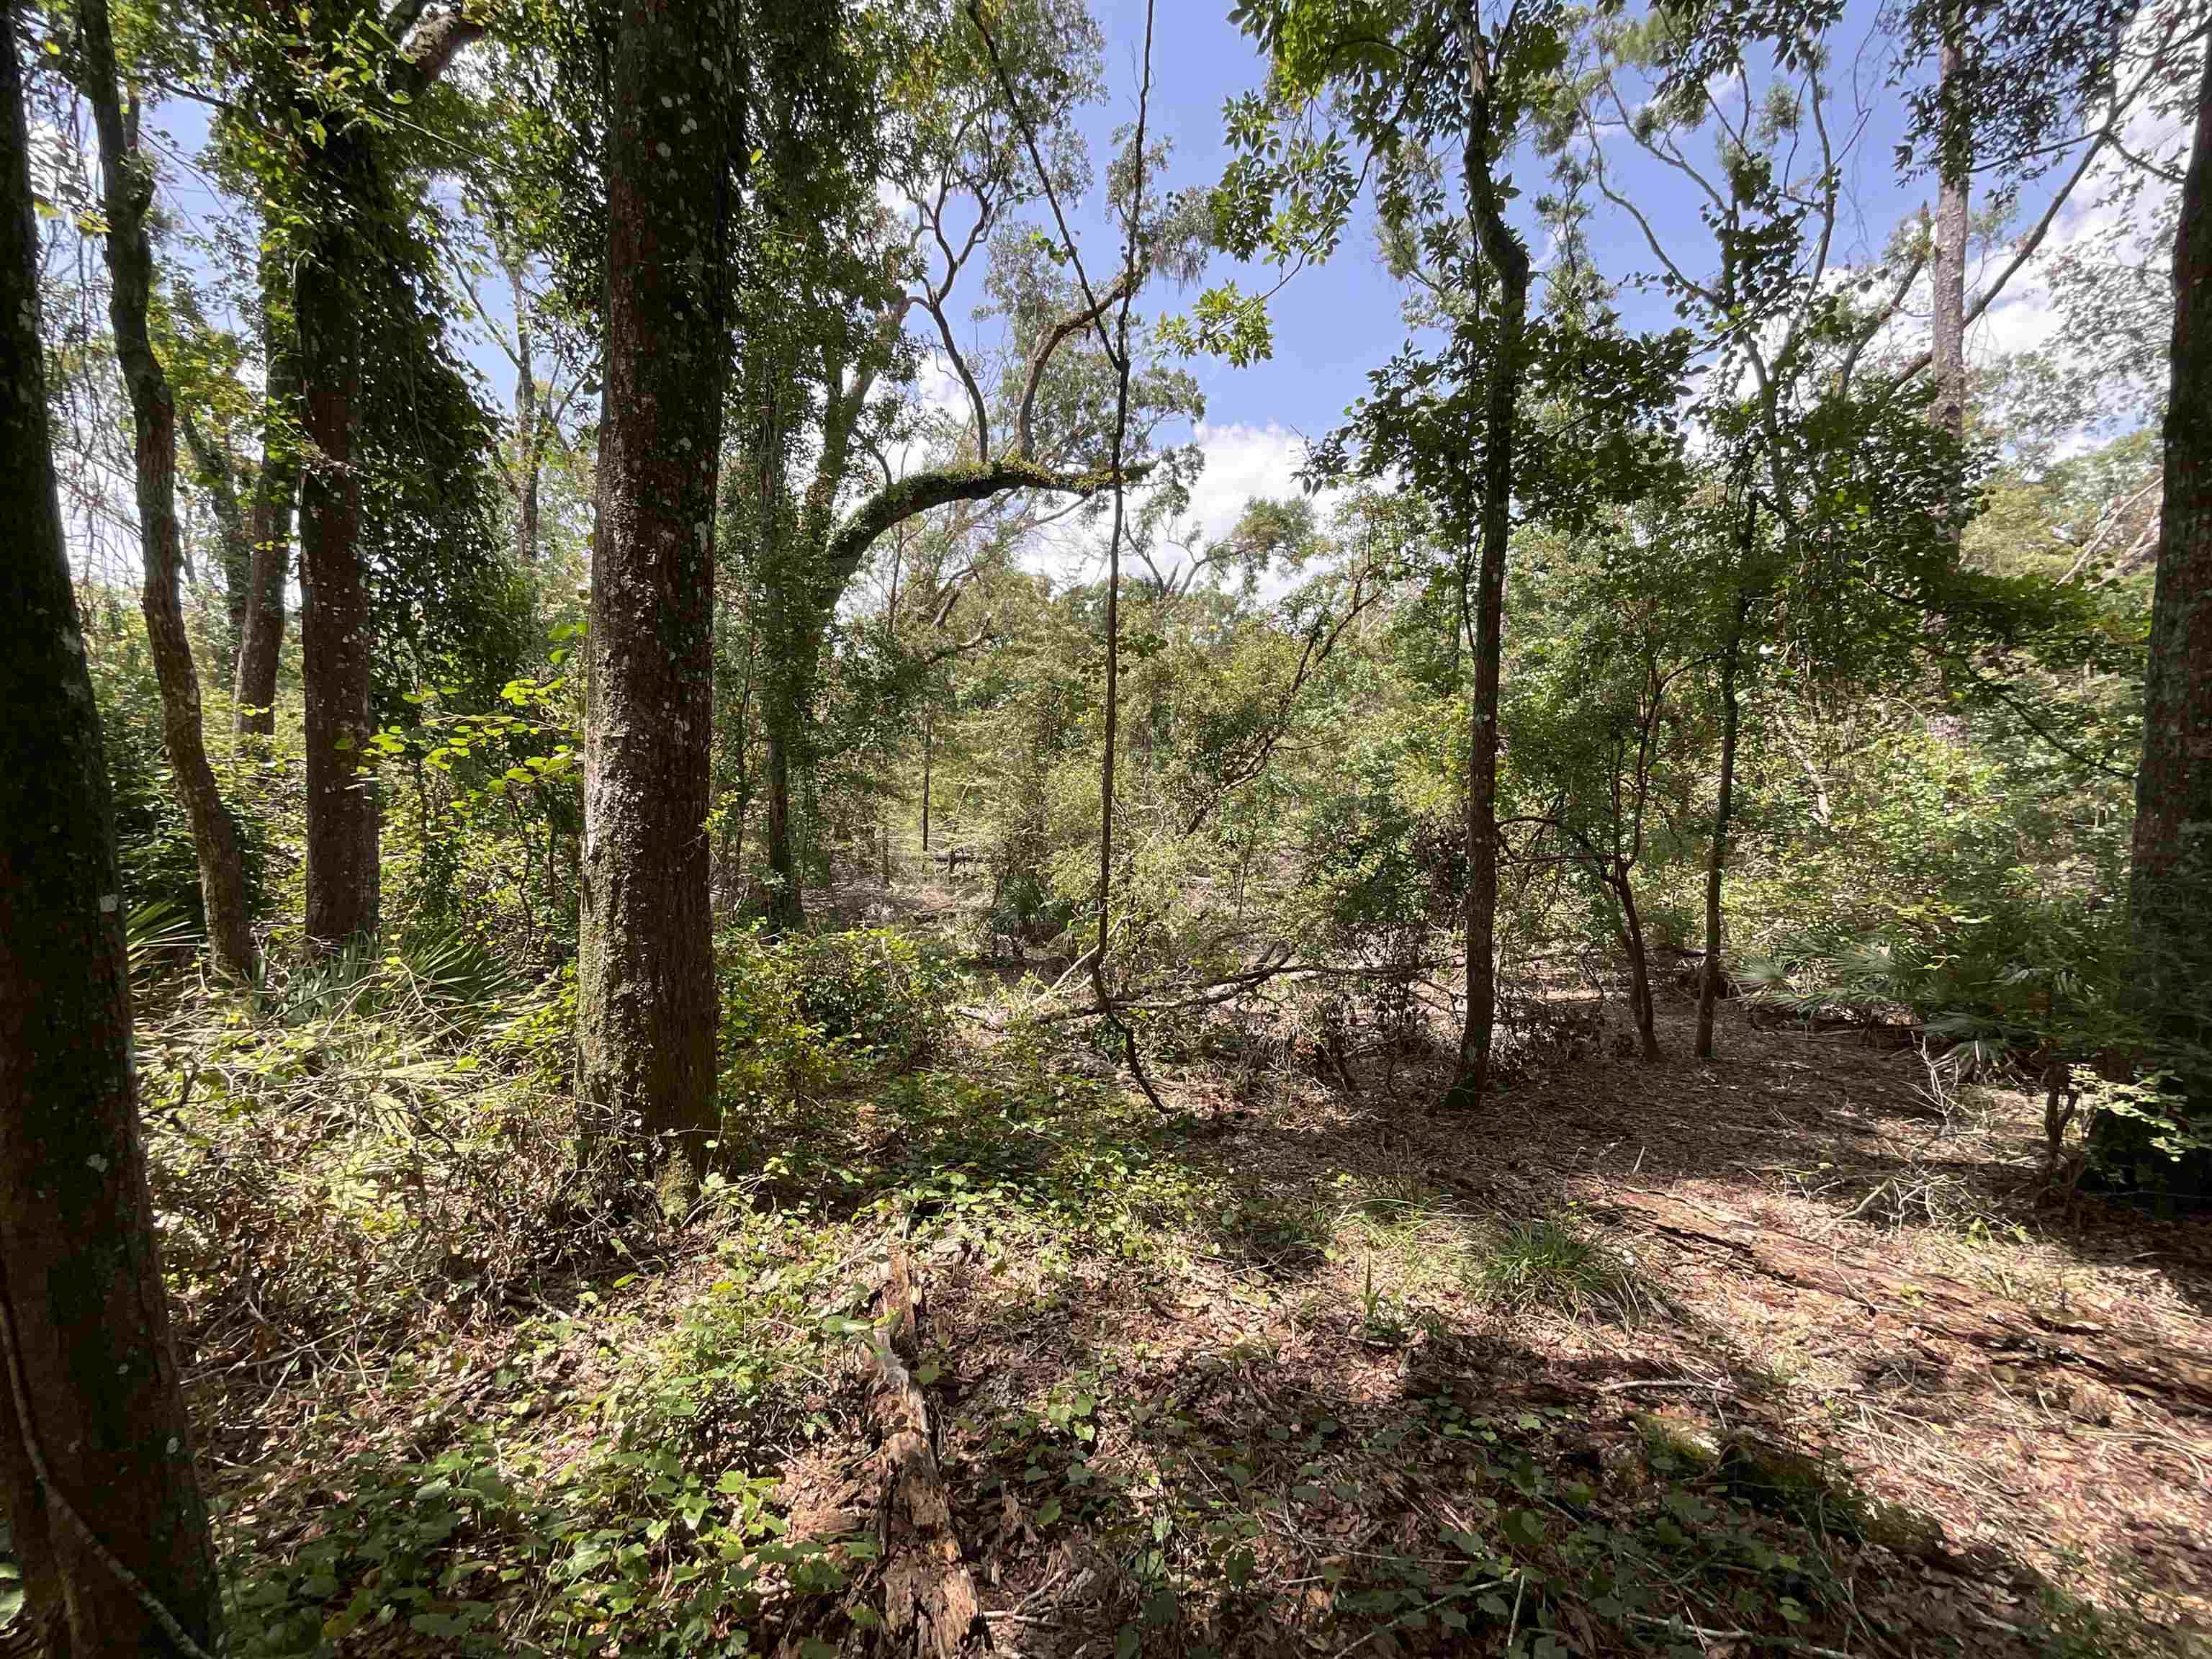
[1698,500,1756,1062]
[82,0,256,983]
[921,707,932,853]
[297,200,379,948]
[2117,42,2212,1156]
[0,22,222,1652]
[235,279,300,742]
[577,0,734,1174]
[1930,2,1970,540]
[511,257,541,566]
[1444,7,1532,1112]
[1696,603,1746,1061]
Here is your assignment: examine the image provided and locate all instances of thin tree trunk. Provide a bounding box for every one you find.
[1930,3,1970,541]
[577,0,734,1175]
[298,195,379,948]
[2119,42,2212,1140]
[1618,868,1660,1062]
[0,22,222,1650]
[1698,500,1755,1061]
[1444,7,1533,1112]
[83,0,256,982]
[511,257,541,566]
[921,707,932,853]
[235,303,300,742]
[1088,1,1155,1108]
[1696,614,1745,1061]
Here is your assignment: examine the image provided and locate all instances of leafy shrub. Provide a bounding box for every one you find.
[781,929,958,1064]
[711,927,962,1172]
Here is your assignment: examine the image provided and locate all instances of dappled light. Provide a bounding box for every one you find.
[1,1,2207,1656]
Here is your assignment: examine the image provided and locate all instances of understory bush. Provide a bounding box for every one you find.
[143,956,594,1378]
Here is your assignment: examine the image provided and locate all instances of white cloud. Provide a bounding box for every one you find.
[1182,419,1318,544]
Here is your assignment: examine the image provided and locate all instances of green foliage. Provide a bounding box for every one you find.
[372,650,584,959]
[81,595,274,927]
[711,925,963,1170]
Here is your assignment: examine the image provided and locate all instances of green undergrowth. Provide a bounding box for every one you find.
[146,931,2198,1658]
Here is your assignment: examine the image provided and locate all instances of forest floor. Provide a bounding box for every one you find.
[143,902,2212,1658]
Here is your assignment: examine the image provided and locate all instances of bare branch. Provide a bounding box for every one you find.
[1017,269,1133,459]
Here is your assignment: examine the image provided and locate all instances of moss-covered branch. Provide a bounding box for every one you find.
[823,454,1152,588]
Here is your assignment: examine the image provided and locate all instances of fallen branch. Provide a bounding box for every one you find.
[864,1250,986,1658]
[1034,950,1450,1024]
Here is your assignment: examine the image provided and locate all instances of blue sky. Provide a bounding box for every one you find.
[117,0,2172,565]
[1053,0,2004,541]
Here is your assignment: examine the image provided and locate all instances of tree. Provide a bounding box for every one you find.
[1441,1,1535,1111]
[245,0,486,947]
[2126,37,2212,1130]
[577,0,744,1173]
[77,0,257,981]
[0,12,220,1650]
[739,0,1200,930]
[233,273,300,741]
[1205,0,1561,1110]
[1696,482,1758,1059]
[1928,0,1971,495]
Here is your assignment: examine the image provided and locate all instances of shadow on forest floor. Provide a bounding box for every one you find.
[188,979,2212,1658]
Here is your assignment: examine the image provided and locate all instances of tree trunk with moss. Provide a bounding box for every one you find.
[83,0,256,982]
[297,192,380,948]
[0,22,222,1651]
[2106,43,2212,1180]
[577,0,736,1174]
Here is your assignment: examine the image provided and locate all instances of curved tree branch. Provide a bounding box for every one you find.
[1017,269,1133,459]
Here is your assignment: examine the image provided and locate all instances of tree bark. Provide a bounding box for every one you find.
[0,21,222,1650]
[1696,625,1743,1061]
[1617,869,1661,1062]
[1444,7,1532,1112]
[511,256,541,566]
[2120,42,2212,1141]
[292,1,482,945]
[235,279,299,743]
[1697,503,1755,1062]
[297,189,379,948]
[577,0,734,1174]
[1930,3,1969,461]
[866,1250,985,1658]
[82,0,257,983]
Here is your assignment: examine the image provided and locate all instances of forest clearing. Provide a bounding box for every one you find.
[156,873,2212,1658]
[3,0,2210,1654]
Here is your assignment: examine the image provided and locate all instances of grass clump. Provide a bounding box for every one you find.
[1472,1212,1647,1324]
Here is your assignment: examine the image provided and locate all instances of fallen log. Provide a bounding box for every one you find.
[866,1249,986,1658]
[1604,1187,2212,1417]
